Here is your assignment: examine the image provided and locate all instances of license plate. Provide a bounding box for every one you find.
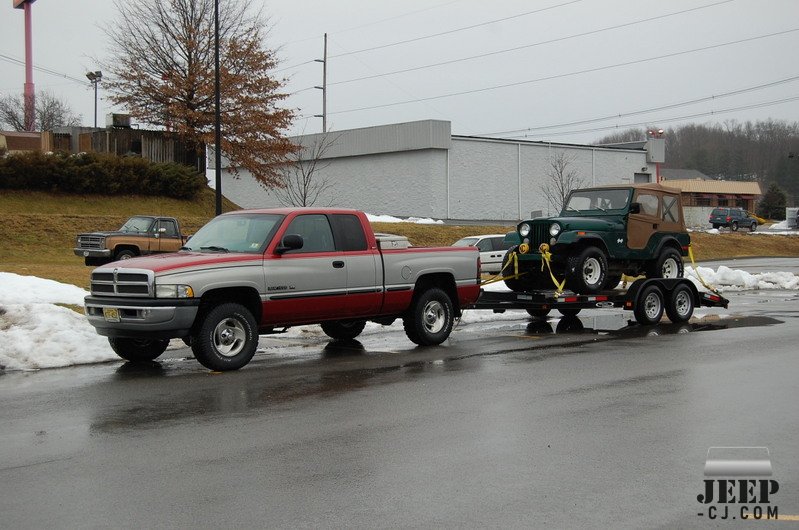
[103,307,121,322]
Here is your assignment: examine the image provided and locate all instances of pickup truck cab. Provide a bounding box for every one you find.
[74,215,187,266]
[84,208,480,371]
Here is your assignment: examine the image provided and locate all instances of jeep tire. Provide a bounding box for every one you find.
[321,319,367,341]
[191,302,259,371]
[502,246,550,292]
[647,247,684,279]
[565,246,608,295]
[108,337,169,362]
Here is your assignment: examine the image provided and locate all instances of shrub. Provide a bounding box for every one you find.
[0,151,205,199]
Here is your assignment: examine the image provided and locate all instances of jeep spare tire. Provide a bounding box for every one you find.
[566,246,608,295]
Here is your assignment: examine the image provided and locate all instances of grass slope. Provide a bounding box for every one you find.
[1,190,798,288]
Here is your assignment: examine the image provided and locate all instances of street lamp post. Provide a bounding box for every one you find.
[86,70,102,128]
[213,0,222,216]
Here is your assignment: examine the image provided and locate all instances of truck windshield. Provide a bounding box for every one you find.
[182,214,284,254]
[563,189,630,213]
[119,216,155,232]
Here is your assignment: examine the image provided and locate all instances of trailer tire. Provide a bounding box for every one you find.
[558,307,581,317]
[403,287,454,346]
[108,337,169,362]
[191,302,258,371]
[566,246,608,295]
[665,284,694,323]
[634,285,665,325]
[526,308,551,319]
[321,319,367,340]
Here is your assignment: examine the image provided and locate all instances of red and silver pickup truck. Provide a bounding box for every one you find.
[84,208,480,371]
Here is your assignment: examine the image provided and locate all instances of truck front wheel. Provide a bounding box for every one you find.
[403,287,454,346]
[191,303,258,371]
[321,319,367,340]
[115,249,137,261]
[566,246,608,294]
[108,337,169,362]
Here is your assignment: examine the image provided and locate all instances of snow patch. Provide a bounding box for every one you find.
[366,213,444,225]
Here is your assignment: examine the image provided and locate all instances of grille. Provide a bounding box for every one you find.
[91,268,154,297]
[77,236,105,250]
[526,223,549,251]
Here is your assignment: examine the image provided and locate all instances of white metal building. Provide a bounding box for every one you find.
[212,119,660,222]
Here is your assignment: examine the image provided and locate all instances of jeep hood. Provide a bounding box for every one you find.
[533,216,622,231]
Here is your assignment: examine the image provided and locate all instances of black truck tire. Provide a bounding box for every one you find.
[321,319,367,340]
[191,302,258,371]
[565,246,608,295]
[403,287,454,346]
[646,247,684,279]
[108,337,169,362]
[115,249,137,261]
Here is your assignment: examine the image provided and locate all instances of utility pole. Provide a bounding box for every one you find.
[213,0,222,216]
[14,0,36,131]
[313,33,327,133]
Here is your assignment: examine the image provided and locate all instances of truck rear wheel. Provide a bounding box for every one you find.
[320,319,367,340]
[403,287,454,346]
[108,337,169,362]
[191,303,258,371]
[566,246,607,295]
[634,285,664,325]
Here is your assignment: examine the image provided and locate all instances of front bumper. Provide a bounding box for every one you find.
[74,248,112,258]
[84,295,200,339]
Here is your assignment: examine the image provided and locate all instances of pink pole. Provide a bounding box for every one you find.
[23,1,35,131]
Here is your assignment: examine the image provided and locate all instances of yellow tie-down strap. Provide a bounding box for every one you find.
[687,244,720,295]
[481,250,525,286]
[538,243,566,294]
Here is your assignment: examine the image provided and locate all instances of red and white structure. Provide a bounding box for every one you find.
[13,0,37,132]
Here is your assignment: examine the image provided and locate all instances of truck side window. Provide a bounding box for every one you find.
[285,214,336,253]
[160,220,178,237]
[330,214,368,251]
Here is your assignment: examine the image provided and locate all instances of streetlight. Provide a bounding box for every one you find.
[86,70,102,128]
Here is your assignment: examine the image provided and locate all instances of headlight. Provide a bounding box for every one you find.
[549,223,561,237]
[519,223,531,237]
[155,284,194,298]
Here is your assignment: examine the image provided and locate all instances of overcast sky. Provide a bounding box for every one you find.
[1,0,798,144]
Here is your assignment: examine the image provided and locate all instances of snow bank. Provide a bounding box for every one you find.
[685,265,799,292]
[366,213,444,225]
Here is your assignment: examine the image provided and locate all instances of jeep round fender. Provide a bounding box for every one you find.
[652,236,686,257]
[555,235,610,257]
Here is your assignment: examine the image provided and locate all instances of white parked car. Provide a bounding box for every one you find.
[452,234,513,274]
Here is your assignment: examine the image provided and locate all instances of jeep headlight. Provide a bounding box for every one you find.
[155,284,194,298]
[519,223,531,237]
[549,223,561,237]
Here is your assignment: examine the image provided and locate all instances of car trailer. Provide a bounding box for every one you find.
[466,278,729,325]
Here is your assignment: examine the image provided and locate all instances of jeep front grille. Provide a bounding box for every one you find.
[90,268,154,297]
[526,223,549,251]
[77,236,105,250]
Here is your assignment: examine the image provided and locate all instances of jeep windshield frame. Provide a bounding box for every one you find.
[181,213,285,254]
[562,188,632,215]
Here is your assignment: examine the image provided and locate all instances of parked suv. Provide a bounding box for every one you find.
[503,183,689,295]
[452,234,513,274]
[708,207,757,231]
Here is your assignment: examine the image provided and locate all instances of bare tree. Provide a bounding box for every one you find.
[273,133,339,207]
[0,91,82,131]
[103,0,295,184]
[540,151,584,214]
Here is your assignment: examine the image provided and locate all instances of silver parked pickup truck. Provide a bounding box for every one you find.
[84,208,481,371]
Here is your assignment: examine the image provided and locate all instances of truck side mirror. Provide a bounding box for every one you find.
[158,227,167,233]
[629,202,641,214]
[276,234,303,254]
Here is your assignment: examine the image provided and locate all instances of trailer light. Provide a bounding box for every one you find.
[519,223,531,237]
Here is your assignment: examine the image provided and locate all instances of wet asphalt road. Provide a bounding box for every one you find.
[1,258,798,528]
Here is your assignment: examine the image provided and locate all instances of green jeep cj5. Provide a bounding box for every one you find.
[503,183,690,295]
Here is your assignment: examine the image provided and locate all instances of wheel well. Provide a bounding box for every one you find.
[114,245,140,256]
[198,287,262,324]
[655,238,683,257]
[413,273,460,314]
[567,238,609,258]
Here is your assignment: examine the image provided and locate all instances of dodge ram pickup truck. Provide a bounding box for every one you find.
[74,215,188,266]
[84,208,480,371]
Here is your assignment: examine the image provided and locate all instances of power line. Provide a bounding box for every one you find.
[479,75,799,136]
[328,0,584,59]
[503,95,799,140]
[0,53,88,85]
[327,28,799,116]
[329,0,734,87]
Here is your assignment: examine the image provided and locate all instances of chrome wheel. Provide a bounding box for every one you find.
[213,317,247,357]
[422,300,446,334]
[582,257,602,286]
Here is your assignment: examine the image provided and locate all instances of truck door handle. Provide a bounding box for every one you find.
[332,261,345,268]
